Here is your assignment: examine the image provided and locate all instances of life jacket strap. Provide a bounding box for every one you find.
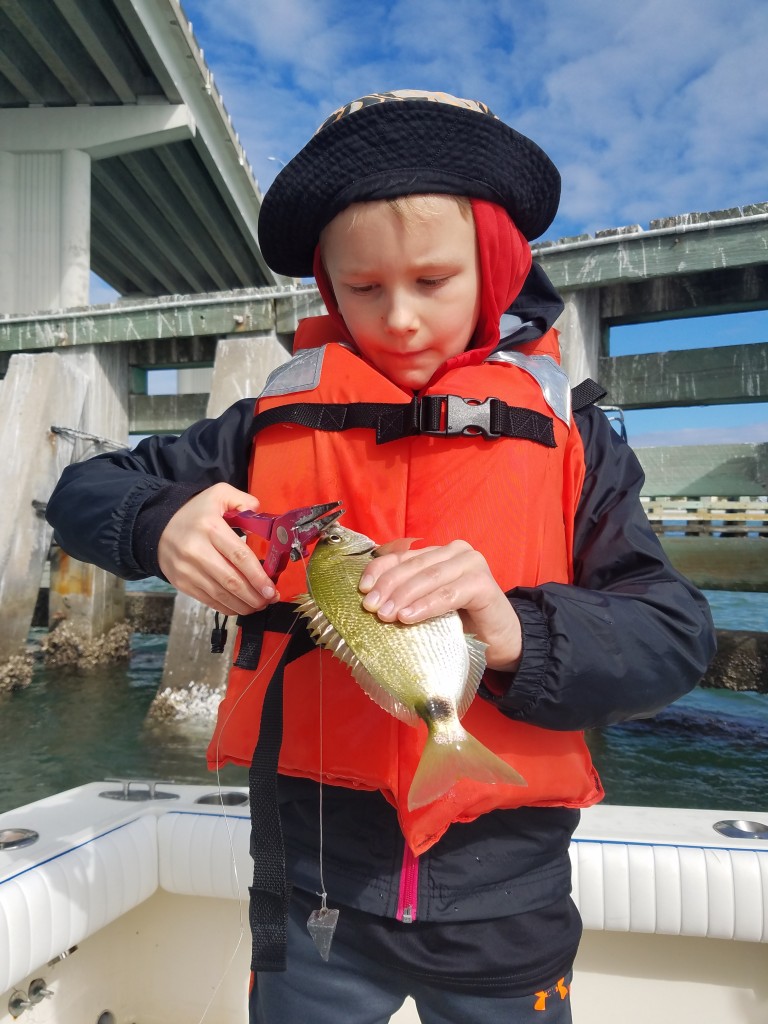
[571,378,607,412]
[248,639,291,972]
[249,396,556,447]
[245,606,315,972]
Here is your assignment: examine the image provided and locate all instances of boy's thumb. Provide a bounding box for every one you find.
[217,483,261,512]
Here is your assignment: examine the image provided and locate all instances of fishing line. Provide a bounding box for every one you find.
[298,546,328,897]
[196,521,340,1021]
[301,549,340,958]
[193,759,245,1024]
[195,582,302,1024]
[317,649,328,905]
[299,550,329,906]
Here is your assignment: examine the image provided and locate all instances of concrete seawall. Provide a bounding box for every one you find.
[30,589,768,695]
[34,589,172,635]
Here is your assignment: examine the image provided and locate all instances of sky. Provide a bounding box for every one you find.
[141,0,768,447]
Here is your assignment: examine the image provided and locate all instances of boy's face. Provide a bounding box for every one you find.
[320,196,481,391]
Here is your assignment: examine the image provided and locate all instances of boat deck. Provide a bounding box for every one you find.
[1,783,766,1023]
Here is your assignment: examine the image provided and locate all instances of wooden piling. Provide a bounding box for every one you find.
[0,353,88,662]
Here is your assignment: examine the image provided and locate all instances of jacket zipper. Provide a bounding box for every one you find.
[396,842,420,923]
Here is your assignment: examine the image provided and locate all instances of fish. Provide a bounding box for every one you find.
[295,525,526,810]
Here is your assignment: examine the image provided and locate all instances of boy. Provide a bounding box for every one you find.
[47,90,716,1023]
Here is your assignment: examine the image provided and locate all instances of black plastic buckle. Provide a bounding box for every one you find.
[210,612,229,654]
[421,395,500,439]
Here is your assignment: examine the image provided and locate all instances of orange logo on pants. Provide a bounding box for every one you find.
[533,977,570,1011]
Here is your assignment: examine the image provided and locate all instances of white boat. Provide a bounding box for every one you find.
[1,781,766,1023]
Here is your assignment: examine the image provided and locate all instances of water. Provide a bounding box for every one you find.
[1,591,766,816]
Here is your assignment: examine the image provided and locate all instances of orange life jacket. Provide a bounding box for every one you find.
[207,333,603,853]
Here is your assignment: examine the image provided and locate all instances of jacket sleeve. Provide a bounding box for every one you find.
[45,398,256,580]
[482,404,717,730]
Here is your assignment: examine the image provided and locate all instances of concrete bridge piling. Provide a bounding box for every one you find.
[47,346,130,641]
[0,353,88,666]
[0,203,766,706]
[153,331,290,714]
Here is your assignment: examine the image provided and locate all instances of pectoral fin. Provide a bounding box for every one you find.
[456,634,488,719]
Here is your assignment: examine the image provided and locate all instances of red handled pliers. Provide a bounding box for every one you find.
[223,501,344,582]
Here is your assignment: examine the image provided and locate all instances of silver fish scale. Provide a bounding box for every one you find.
[298,527,487,727]
[360,611,471,709]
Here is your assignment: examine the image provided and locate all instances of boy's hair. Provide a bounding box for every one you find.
[258,89,560,279]
[331,194,472,239]
[386,194,473,221]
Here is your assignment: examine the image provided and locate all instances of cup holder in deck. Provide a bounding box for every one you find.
[713,819,768,840]
[195,791,248,806]
[0,828,39,851]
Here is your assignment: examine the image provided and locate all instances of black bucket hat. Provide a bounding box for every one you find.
[258,89,561,278]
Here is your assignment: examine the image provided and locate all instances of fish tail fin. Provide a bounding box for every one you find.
[407,729,527,811]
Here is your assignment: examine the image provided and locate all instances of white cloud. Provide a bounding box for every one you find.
[520,0,768,234]
[181,0,768,237]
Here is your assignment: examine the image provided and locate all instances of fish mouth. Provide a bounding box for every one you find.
[346,537,377,556]
[314,508,345,534]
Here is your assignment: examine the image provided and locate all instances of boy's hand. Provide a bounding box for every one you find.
[158,483,280,616]
[358,540,522,673]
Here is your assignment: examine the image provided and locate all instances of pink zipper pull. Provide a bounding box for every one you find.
[396,841,420,923]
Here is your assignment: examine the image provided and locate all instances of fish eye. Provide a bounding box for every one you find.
[327,533,342,543]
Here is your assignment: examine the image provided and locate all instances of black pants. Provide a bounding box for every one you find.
[249,897,573,1023]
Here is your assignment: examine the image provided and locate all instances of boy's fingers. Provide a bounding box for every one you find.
[169,537,276,613]
[364,545,489,621]
[193,569,277,616]
[359,545,436,592]
[210,527,276,595]
[211,482,261,513]
[363,542,469,595]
